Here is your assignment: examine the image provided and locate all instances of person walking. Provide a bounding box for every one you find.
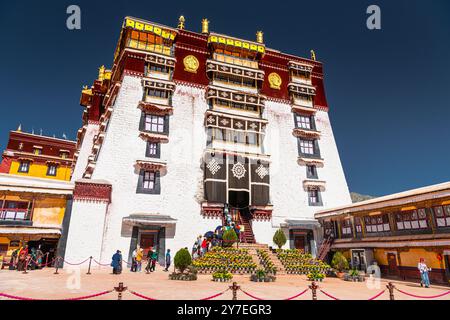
[164,249,171,272]
[131,248,137,272]
[17,245,28,271]
[201,238,208,256]
[418,258,431,288]
[150,249,158,272]
[111,250,122,275]
[145,247,154,273]
[136,246,143,272]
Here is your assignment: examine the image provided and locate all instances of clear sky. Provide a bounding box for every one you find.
[0,0,449,196]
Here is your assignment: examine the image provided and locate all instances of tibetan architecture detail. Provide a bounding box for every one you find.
[61,16,351,265]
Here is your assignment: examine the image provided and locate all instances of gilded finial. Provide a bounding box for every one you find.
[310,50,316,61]
[201,18,209,34]
[98,65,105,81]
[256,31,264,44]
[17,124,22,132]
[178,15,185,30]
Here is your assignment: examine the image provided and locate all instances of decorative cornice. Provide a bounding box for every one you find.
[73,181,112,203]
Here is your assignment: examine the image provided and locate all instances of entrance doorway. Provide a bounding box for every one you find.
[387,253,399,276]
[228,191,249,209]
[351,250,367,271]
[139,233,156,258]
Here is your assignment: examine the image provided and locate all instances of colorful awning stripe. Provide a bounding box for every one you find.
[208,35,265,54]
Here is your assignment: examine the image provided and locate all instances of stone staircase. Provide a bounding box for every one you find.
[236,243,287,275]
[239,214,256,243]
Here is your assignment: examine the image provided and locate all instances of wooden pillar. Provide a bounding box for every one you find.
[336,220,342,239]
[387,212,396,233]
[360,215,366,238]
[350,216,356,239]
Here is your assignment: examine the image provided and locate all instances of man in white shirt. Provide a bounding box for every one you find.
[417,258,431,288]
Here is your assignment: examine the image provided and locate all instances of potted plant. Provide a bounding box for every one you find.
[331,252,349,279]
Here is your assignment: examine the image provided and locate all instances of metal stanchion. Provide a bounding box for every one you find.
[87,256,93,275]
[114,282,128,300]
[229,282,240,300]
[386,282,396,301]
[54,257,60,274]
[309,282,318,300]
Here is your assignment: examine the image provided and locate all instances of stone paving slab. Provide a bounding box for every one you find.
[0,267,449,300]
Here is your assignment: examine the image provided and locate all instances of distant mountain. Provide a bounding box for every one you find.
[350,192,375,203]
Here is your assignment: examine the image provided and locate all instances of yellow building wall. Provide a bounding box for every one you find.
[32,197,66,225]
[374,248,443,269]
[9,160,71,181]
[0,194,67,257]
[399,248,443,269]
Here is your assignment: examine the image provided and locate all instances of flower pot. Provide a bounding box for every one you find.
[336,272,346,279]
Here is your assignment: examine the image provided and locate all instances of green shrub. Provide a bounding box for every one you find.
[222,229,238,247]
[331,252,349,272]
[273,229,287,249]
[174,248,192,273]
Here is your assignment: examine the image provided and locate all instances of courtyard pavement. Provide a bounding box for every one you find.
[0,266,449,300]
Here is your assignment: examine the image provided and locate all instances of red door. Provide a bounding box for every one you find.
[294,236,305,252]
[387,253,399,276]
[140,234,156,258]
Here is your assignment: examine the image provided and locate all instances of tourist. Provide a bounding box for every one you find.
[164,249,171,272]
[136,246,143,272]
[192,242,198,259]
[418,258,431,288]
[9,248,19,270]
[150,249,158,272]
[131,248,137,272]
[201,238,208,256]
[145,247,154,273]
[29,247,37,270]
[111,250,122,275]
[36,246,44,269]
[17,245,29,271]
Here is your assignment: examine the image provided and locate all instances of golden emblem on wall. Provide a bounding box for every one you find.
[183,55,200,73]
[268,72,282,90]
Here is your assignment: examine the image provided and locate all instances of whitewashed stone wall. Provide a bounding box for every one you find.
[71,124,99,181]
[66,75,351,261]
[64,200,109,263]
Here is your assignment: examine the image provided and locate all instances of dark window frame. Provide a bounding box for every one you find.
[395,209,429,230]
[306,165,318,179]
[46,164,58,177]
[294,113,316,130]
[146,141,161,158]
[298,138,321,158]
[139,112,169,135]
[307,188,323,207]
[136,170,161,195]
[364,214,390,233]
[18,161,30,173]
[433,205,450,228]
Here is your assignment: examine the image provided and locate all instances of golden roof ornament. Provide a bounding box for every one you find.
[310,50,316,61]
[178,16,185,30]
[98,65,105,81]
[256,31,264,44]
[201,18,209,34]
[17,124,22,132]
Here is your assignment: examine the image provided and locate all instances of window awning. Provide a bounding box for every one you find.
[122,214,177,227]
[281,219,321,229]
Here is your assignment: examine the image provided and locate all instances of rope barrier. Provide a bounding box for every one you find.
[367,289,386,301]
[395,288,450,299]
[92,259,112,267]
[200,289,229,300]
[240,289,266,300]
[319,289,340,300]
[129,290,158,300]
[284,288,310,300]
[59,257,91,266]
[0,290,113,301]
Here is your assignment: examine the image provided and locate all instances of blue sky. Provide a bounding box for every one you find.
[0,0,449,196]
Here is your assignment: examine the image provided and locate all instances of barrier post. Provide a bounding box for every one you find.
[114,282,128,300]
[54,257,60,274]
[229,282,240,300]
[386,282,395,301]
[309,282,318,300]
[87,256,93,275]
[45,252,49,267]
